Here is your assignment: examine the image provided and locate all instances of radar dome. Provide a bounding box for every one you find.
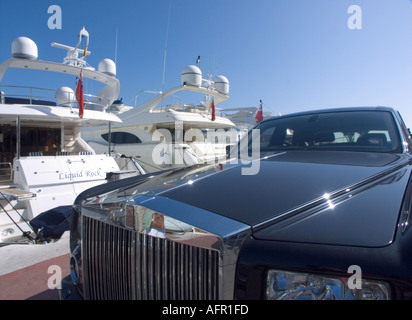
[181,65,202,87]
[213,75,229,95]
[56,86,75,107]
[98,59,116,77]
[12,37,38,60]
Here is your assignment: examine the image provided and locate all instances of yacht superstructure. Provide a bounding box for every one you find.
[0,28,144,242]
[82,65,237,172]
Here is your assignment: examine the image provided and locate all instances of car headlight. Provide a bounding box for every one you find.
[266,269,390,300]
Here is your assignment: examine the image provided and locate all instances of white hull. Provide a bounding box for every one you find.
[82,83,238,172]
[88,140,230,172]
[0,154,121,242]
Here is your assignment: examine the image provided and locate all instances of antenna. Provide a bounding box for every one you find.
[51,26,91,68]
[114,27,118,65]
[75,26,89,56]
[161,0,172,109]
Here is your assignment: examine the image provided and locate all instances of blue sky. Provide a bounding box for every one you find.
[1,0,412,125]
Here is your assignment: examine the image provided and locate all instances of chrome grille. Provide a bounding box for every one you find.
[82,215,220,300]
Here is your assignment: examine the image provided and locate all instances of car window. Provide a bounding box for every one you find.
[246,111,402,154]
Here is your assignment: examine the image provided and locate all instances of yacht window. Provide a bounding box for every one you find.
[102,132,142,144]
[20,127,61,156]
[0,125,61,161]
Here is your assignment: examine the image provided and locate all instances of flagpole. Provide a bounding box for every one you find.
[255,99,263,123]
[75,26,88,119]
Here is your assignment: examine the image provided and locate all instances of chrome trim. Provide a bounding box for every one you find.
[132,195,251,299]
[80,195,250,300]
[82,216,221,299]
[133,194,250,239]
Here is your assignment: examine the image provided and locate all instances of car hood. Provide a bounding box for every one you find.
[90,151,411,247]
[153,151,411,247]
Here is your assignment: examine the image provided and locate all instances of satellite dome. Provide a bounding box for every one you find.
[181,65,202,87]
[12,37,38,60]
[98,58,116,77]
[213,75,229,95]
[56,86,75,107]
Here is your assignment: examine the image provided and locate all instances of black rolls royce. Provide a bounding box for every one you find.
[60,107,412,300]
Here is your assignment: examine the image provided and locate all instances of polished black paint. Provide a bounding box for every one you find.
[162,151,408,228]
[235,196,412,300]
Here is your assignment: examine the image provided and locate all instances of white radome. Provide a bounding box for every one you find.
[213,75,229,95]
[55,86,75,107]
[98,58,116,77]
[12,37,38,60]
[181,65,202,87]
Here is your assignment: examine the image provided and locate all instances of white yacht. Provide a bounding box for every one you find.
[221,103,280,132]
[82,65,237,173]
[0,28,144,243]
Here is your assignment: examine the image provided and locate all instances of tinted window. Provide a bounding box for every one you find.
[101,132,142,144]
[247,111,402,154]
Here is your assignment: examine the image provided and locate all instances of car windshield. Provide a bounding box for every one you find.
[243,110,403,155]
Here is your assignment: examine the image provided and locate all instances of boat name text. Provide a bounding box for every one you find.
[59,169,103,181]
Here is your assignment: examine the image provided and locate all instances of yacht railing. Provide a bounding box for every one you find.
[0,85,110,111]
[127,90,163,107]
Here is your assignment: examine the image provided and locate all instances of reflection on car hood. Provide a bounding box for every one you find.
[158,151,411,247]
[161,151,406,222]
[94,151,411,247]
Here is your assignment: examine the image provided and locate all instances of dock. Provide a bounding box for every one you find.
[0,232,70,300]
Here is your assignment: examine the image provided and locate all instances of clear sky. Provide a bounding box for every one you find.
[1,0,412,125]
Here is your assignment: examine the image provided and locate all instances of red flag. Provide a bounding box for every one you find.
[255,101,263,123]
[76,69,84,119]
[211,98,216,121]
